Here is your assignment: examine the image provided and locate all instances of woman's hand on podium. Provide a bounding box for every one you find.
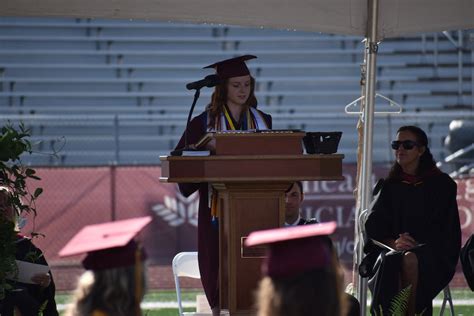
[205,137,216,153]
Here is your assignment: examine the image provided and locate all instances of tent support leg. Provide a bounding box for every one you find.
[356,0,379,315]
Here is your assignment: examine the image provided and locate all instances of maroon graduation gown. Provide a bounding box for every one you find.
[174,110,272,308]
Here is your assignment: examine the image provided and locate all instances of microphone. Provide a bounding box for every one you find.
[186,74,220,90]
[171,75,219,156]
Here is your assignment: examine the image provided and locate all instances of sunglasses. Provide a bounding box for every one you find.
[391,140,419,150]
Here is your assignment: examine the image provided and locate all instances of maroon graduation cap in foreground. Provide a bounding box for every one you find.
[59,216,152,270]
[245,221,337,278]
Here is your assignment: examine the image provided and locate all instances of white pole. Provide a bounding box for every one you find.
[356,0,379,315]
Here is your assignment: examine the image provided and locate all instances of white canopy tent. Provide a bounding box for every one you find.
[1,0,473,41]
[2,0,474,313]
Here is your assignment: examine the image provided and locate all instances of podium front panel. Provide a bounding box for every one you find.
[215,183,286,314]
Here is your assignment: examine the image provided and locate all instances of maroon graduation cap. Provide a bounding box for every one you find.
[245,221,336,278]
[204,54,257,79]
[59,216,152,270]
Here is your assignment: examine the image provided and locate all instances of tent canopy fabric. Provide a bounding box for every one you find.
[1,0,474,40]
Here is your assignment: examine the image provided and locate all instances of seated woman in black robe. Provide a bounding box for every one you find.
[365,125,461,316]
[0,187,59,316]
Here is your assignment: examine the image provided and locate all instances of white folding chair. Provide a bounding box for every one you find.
[439,285,455,316]
[172,252,211,316]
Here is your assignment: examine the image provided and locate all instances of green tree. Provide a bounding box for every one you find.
[0,123,43,299]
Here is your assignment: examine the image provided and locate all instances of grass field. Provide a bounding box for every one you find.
[56,288,474,315]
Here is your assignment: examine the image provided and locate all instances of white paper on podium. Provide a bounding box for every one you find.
[8,260,49,284]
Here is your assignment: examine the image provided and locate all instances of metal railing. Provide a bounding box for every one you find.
[2,111,471,166]
[437,143,474,177]
[423,30,474,108]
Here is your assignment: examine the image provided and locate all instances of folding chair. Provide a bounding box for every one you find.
[172,252,211,316]
[439,285,454,316]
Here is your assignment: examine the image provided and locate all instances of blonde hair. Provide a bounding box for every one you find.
[65,264,146,316]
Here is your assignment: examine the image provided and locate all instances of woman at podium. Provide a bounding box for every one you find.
[175,55,272,315]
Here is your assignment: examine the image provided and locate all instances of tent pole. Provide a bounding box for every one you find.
[357,0,379,315]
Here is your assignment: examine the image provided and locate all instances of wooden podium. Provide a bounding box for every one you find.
[160,132,343,316]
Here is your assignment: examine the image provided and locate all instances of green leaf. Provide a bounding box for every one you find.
[25,168,36,176]
[33,188,43,198]
[388,284,411,316]
[38,299,49,315]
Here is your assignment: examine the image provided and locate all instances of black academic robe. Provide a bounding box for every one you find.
[175,109,272,308]
[0,236,59,316]
[365,172,461,314]
[297,217,318,225]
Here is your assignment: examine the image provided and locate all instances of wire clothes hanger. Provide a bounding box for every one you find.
[344,93,402,121]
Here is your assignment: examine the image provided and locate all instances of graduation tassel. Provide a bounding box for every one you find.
[210,187,219,229]
[135,246,143,316]
[211,216,219,228]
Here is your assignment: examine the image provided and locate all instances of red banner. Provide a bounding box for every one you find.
[456,177,474,243]
[22,165,473,270]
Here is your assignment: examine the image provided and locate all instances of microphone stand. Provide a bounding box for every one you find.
[170,88,201,156]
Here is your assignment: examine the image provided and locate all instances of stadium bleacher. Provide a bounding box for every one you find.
[0,17,472,166]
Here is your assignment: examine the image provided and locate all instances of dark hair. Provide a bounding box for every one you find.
[207,76,257,128]
[286,182,303,194]
[388,125,438,179]
[256,266,344,316]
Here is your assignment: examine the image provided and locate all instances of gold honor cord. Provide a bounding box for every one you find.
[223,106,257,130]
[211,188,219,218]
[223,106,237,130]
